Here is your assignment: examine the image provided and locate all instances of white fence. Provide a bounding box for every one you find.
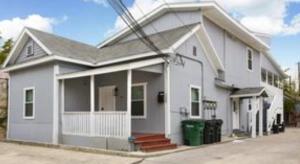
[62,111,127,138]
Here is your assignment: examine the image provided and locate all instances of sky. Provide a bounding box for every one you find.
[0,0,299,72]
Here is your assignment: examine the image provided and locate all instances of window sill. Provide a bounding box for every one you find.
[23,117,35,120]
[132,116,146,119]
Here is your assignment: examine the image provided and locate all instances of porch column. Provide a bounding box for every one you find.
[164,62,171,137]
[259,97,263,137]
[127,69,132,137]
[60,79,65,135]
[90,75,95,136]
[251,96,257,138]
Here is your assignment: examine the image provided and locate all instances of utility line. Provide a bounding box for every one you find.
[108,0,163,55]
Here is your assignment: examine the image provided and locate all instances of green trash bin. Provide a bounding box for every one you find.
[182,120,205,146]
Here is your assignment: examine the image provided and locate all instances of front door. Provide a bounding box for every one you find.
[232,99,240,130]
[98,86,116,111]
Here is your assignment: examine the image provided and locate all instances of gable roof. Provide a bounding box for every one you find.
[2,24,203,71]
[97,2,270,52]
[230,87,268,98]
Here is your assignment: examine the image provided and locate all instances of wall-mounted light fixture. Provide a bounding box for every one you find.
[114,87,119,96]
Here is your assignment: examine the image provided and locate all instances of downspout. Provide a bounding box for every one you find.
[174,54,205,119]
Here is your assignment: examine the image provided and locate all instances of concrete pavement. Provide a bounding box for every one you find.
[0,142,140,164]
[0,128,299,164]
[141,128,300,164]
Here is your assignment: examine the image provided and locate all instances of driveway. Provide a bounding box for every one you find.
[141,128,300,164]
[0,142,140,164]
[0,129,299,164]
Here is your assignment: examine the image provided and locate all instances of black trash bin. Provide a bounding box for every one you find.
[272,124,279,134]
[204,120,214,144]
[215,119,223,142]
[279,122,285,132]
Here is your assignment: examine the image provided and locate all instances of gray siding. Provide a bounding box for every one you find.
[8,63,54,143]
[261,54,281,77]
[58,62,90,74]
[118,11,202,43]
[203,17,261,88]
[10,38,48,65]
[169,35,232,145]
[132,70,165,134]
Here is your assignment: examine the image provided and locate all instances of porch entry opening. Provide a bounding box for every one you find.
[232,99,240,130]
[98,86,116,111]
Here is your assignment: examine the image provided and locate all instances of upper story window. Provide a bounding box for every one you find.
[268,71,273,85]
[247,48,253,71]
[26,45,34,57]
[193,46,197,56]
[274,75,279,87]
[261,68,267,83]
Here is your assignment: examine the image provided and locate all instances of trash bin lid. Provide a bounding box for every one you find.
[182,119,205,126]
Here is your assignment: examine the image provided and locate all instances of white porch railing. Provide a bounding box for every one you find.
[62,111,127,138]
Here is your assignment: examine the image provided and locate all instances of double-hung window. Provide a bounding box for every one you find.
[131,83,147,119]
[247,48,253,71]
[24,87,35,119]
[268,71,273,85]
[261,68,267,83]
[190,85,201,118]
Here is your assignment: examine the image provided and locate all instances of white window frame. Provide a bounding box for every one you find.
[189,85,202,119]
[131,83,147,119]
[23,87,35,119]
[247,47,253,72]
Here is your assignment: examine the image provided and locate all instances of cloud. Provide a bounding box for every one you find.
[82,0,108,7]
[0,14,63,41]
[106,0,300,36]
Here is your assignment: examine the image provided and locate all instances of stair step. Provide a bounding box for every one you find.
[134,138,171,147]
[140,143,177,152]
[134,134,165,142]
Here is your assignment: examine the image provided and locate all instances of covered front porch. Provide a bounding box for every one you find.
[230,87,268,138]
[55,58,170,150]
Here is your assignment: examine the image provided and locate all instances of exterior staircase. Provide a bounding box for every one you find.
[133,133,177,152]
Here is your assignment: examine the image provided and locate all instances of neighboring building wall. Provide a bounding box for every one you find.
[8,63,54,143]
[0,73,8,139]
[203,17,261,88]
[9,38,48,66]
[169,35,232,145]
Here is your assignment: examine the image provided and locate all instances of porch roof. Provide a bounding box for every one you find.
[57,57,165,80]
[230,87,268,98]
